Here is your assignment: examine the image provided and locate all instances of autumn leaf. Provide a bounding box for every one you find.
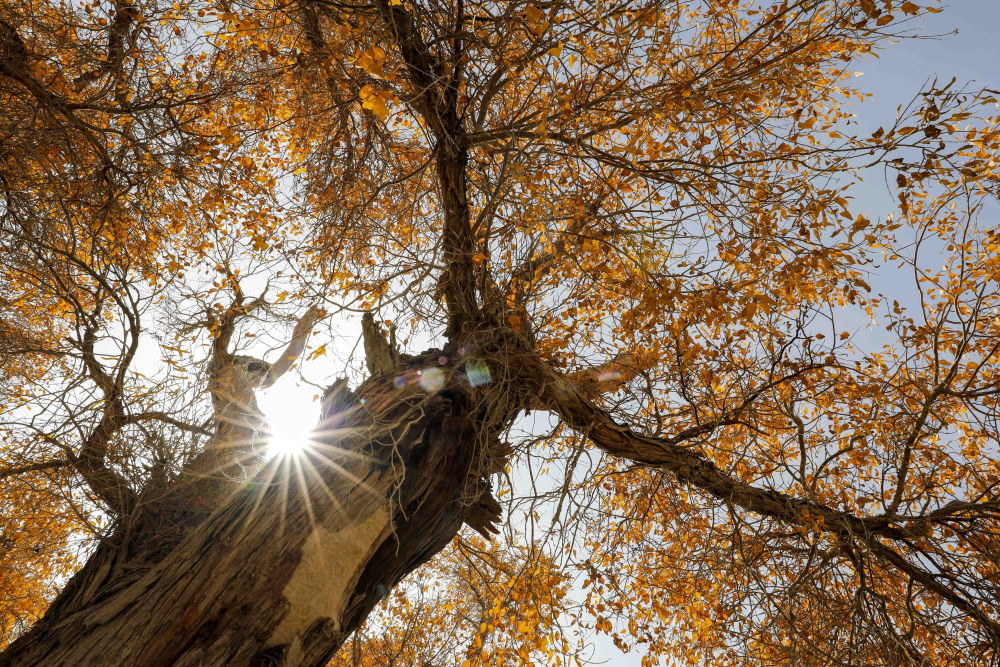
[356,46,386,78]
[359,85,396,120]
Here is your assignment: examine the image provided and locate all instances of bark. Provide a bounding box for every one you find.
[0,346,512,666]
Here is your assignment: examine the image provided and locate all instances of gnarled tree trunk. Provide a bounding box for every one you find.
[1,345,513,666]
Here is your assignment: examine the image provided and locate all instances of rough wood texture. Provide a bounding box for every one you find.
[0,346,510,666]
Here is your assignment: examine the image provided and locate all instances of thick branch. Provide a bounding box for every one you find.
[528,351,1000,642]
[0,458,71,482]
[434,140,479,334]
[104,0,137,77]
[76,326,138,514]
[76,412,137,514]
[527,353,926,543]
[121,412,212,437]
[525,352,638,410]
[73,0,138,85]
[372,0,449,138]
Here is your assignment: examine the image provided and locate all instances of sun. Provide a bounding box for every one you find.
[258,379,319,458]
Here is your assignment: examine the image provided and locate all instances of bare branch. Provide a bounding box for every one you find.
[261,305,326,388]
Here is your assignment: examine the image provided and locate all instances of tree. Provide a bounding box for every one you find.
[2,0,999,663]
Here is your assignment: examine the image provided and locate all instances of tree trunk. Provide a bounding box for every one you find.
[1,346,511,666]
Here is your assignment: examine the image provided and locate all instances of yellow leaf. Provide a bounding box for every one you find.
[359,85,395,121]
[523,5,547,35]
[523,5,543,23]
[356,46,386,78]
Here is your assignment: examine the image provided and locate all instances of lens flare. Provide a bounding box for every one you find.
[419,367,445,392]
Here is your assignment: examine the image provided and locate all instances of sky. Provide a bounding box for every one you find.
[844,0,1000,228]
[255,2,1000,663]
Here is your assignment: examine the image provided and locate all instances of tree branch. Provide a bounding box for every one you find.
[527,352,925,542]
[73,0,138,85]
[261,305,325,388]
[527,350,1000,642]
[120,412,213,438]
[361,311,400,377]
[75,324,138,515]
[0,458,71,482]
[374,0,479,336]
[869,539,1000,646]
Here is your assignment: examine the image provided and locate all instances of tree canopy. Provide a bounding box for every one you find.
[2,0,1000,664]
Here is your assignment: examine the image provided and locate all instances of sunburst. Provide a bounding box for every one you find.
[258,380,318,458]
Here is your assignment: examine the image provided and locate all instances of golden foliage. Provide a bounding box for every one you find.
[3,0,1000,663]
